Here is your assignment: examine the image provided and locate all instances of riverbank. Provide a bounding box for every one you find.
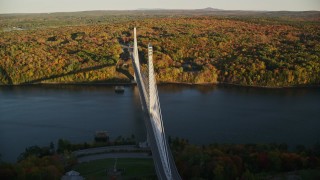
[160,81,320,89]
[1,141,319,180]
[1,80,319,89]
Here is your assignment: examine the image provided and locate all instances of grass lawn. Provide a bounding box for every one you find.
[256,168,320,179]
[294,169,320,179]
[73,158,156,180]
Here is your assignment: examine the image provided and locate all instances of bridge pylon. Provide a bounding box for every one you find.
[130,27,181,180]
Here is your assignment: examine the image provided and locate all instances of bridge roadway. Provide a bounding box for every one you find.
[141,99,182,180]
[129,46,181,179]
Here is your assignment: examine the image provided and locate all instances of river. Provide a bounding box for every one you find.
[0,84,319,162]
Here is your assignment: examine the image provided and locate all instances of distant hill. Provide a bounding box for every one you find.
[137,8,167,11]
[137,7,223,11]
[0,9,319,22]
[198,7,223,11]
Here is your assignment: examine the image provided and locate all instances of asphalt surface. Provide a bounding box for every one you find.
[73,145,144,156]
[77,152,152,163]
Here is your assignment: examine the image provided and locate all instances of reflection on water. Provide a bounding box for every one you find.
[0,84,319,163]
[0,85,146,162]
[216,84,314,97]
[158,84,320,148]
[159,84,218,94]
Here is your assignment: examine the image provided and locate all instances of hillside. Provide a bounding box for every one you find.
[0,10,319,87]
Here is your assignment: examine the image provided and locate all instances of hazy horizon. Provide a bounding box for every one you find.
[0,0,319,14]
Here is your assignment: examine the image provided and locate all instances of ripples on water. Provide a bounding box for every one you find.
[0,84,319,162]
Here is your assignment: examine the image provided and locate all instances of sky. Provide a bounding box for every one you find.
[0,0,319,14]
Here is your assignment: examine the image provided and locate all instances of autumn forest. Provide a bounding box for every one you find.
[0,10,319,87]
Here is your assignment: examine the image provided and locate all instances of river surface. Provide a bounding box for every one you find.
[0,84,319,162]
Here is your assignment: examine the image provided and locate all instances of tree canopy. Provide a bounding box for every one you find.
[0,12,319,87]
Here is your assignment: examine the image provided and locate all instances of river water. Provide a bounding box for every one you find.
[0,84,319,162]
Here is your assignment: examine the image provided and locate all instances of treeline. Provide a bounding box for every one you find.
[0,155,64,180]
[17,135,136,162]
[0,141,77,180]
[0,15,319,87]
[170,137,320,179]
[1,138,320,179]
[0,135,137,180]
[56,135,136,153]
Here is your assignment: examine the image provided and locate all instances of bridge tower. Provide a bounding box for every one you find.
[133,27,140,81]
[148,43,154,113]
[131,27,181,180]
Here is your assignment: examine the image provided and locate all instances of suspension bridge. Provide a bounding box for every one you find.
[130,27,181,180]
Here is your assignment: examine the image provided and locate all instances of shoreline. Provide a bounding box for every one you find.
[0,81,319,89]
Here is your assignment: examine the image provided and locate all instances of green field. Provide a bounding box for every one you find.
[73,158,156,180]
[255,168,320,179]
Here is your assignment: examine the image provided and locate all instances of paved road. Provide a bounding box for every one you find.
[73,145,147,156]
[77,152,152,163]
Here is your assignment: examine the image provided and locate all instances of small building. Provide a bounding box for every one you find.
[139,141,149,148]
[115,86,125,93]
[61,170,84,180]
[94,131,109,142]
